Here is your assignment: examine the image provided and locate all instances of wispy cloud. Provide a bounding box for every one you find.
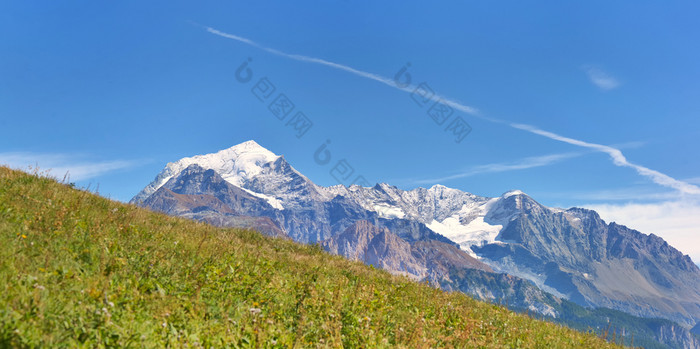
[202,25,700,196]
[414,152,581,184]
[509,123,700,195]
[0,152,139,182]
[585,199,700,264]
[202,25,482,116]
[583,66,620,91]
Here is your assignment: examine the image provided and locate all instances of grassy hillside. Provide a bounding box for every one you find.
[0,167,619,348]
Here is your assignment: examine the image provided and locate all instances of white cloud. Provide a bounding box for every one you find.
[0,152,138,182]
[585,200,700,265]
[510,123,700,196]
[203,25,485,115]
[415,152,581,184]
[203,25,700,197]
[584,66,620,90]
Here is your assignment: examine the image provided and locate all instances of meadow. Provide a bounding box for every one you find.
[0,167,619,348]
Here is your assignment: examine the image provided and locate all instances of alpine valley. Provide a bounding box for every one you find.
[132,140,700,348]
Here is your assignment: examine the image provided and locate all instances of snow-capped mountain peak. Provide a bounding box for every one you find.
[501,189,525,198]
[131,140,281,204]
[212,140,281,184]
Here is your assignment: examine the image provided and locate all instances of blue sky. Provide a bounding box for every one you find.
[2,1,699,262]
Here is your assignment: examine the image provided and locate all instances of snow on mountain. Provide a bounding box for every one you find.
[319,183,524,257]
[132,140,281,204]
[426,197,510,257]
[239,187,285,210]
[502,189,525,197]
[133,141,549,258]
[131,140,683,264]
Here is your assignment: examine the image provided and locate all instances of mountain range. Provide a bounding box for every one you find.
[132,140,700,348]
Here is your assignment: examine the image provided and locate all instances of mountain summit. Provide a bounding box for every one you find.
[131,140,282,205]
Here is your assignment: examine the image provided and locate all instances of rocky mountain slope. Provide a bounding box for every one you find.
[322,220,492,281]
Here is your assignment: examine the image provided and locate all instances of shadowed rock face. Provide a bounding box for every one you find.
[156,164,277,215]
[143,187,236,216]
[321,220,492,281]
[322,220,428,279]
[142,165,286,238]
[473,195,700,328]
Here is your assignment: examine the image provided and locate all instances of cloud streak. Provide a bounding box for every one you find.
[584,66,620,90]
[204,26,482,116]
[203,26,700,195]
[509,123,700,195]
[0,152,138,182]
[415,152,582,184]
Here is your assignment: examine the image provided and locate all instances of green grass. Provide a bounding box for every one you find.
[0,167,620,348]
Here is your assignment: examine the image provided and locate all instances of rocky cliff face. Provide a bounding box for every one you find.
[654,323,700,349]
[142,164,286,238]
[321,220,492,282]
[472,195,700,328]
[322,220,430,279]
